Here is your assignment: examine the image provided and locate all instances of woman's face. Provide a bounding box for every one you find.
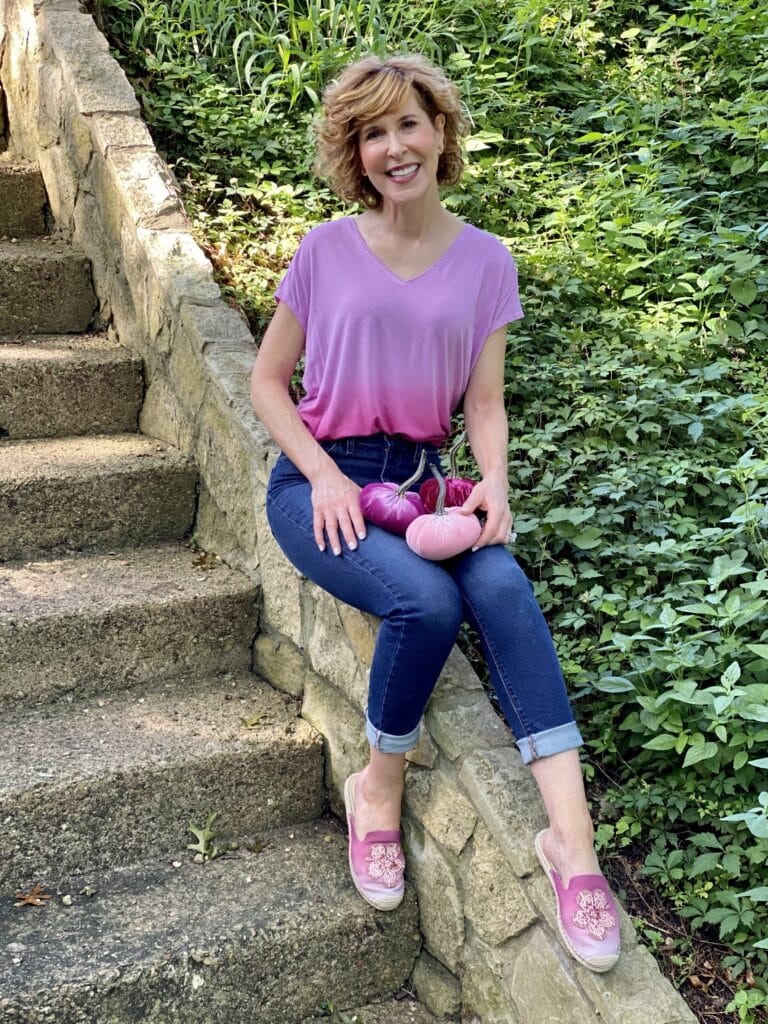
[357,87,445,207]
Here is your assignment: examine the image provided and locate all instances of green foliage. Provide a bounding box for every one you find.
[99,0,768,998]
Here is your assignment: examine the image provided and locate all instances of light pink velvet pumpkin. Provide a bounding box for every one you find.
[406,465,482,560]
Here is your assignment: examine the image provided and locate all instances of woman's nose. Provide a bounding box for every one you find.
[386,132,405,157]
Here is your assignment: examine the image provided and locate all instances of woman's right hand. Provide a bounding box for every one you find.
[311,469,367,555]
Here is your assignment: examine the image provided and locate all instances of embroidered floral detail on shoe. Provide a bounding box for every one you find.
[365,842,405,888]
[572,888,617,941]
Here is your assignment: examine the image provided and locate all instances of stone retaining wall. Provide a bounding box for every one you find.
[0,3,697,1021]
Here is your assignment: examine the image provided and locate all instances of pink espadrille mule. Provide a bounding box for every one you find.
[535,829,620,973]
[344,772,405,912]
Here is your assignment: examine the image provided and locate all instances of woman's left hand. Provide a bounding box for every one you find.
[459,475,513,550]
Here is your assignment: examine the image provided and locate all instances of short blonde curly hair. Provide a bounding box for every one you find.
[314,54,468,209]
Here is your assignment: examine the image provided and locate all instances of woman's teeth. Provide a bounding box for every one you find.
[388,165,418,178]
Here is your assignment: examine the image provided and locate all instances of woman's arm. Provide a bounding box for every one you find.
[250,301,366,554]
[460,325,514,549]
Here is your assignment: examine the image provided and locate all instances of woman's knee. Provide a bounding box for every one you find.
[394,571,463,641]
[457,547,533,606]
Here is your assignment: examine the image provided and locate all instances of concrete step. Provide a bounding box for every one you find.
[2,673,323,890]
[0,543,257,706]
[0,820,420,1024]
[0,159,47,238]
[294,1001,438,1024]
[0,433,197,560]
[0,238,96,334]
[0,334,143,438]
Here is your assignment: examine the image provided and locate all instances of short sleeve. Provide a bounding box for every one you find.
[488,246,524,335]
[274,235,311,331]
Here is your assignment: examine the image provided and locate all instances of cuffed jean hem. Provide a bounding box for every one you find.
[366,717,422,754]
[516,721,583,765]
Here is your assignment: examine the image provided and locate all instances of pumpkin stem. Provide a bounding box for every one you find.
[448,431,466,478]
[396,448,427,498]
[430,463,448,515]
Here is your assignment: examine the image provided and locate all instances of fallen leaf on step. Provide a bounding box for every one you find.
[14,884,51,908]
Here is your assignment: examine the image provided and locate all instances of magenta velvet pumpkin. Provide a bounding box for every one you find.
[360,450,427,535]
[406,463,482,560]
[419,431,475,512]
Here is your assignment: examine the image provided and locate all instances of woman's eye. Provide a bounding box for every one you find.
[364,128,381,141]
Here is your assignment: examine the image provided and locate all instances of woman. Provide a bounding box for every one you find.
[250,53,620,973]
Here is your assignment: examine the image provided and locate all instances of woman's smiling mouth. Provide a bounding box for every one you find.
[387,163,420,181]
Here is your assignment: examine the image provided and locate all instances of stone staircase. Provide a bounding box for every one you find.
[0,158,430,1023]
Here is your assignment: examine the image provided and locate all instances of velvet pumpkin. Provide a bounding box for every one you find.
[419,431,475,512]
[360,449,427,535]
[406,465,482,560]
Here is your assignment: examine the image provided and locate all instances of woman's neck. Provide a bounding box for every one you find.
[363,192,454,243]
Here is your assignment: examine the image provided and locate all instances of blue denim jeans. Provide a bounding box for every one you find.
[266,433,582,762]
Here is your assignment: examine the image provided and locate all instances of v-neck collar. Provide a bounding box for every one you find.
[349,217,468,285]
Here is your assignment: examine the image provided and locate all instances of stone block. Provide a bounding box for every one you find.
[42,11,140,116]
[168,316,210,421]
[337,603,378,668]
[301,670,368,816]
[306,588,368,712]
[195,386,263,553]
[35,59,64,151]
[425,683,511,763]
[138,227,220,310]
[458,748,547,877]
[577,944,697,1024]
[90,112,154,156]
[405,764,477,856]
[194,483,261,580]
[406,727,439,769]
[463,824,538,946]
[255,496,305,647]
[106,147,188,230]
[253,630,308,699]
[139,375,186,450]
[461,956,520,1024]
[37,141,80,234]
[509,927,599,1024]
[412,950,461,1020]
[403,821,464,974]
[178,296,255,354]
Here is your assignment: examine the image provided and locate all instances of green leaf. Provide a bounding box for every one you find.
[593,675,636,693]
[740,705,768,723]
[690,851,721,876]
[729,280,758,306]
[746,644,768,661]
[571,528,604,550]
[733,751,749,770]
[743,888,768,902]
[688,421,704,442]
[683,742,719,767]
[720,661,741,687]
[643,733,679,751]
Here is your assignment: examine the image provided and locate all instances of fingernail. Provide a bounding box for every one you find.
[357,531,366,540]
[471,546,479,552]
[349,541,358,550]
[318,544,325,552]
[333,547,341,556]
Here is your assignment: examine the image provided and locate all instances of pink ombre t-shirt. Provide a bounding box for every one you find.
[275,217,523,444]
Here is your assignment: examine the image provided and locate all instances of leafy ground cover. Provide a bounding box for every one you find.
[96,0,768,1018]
